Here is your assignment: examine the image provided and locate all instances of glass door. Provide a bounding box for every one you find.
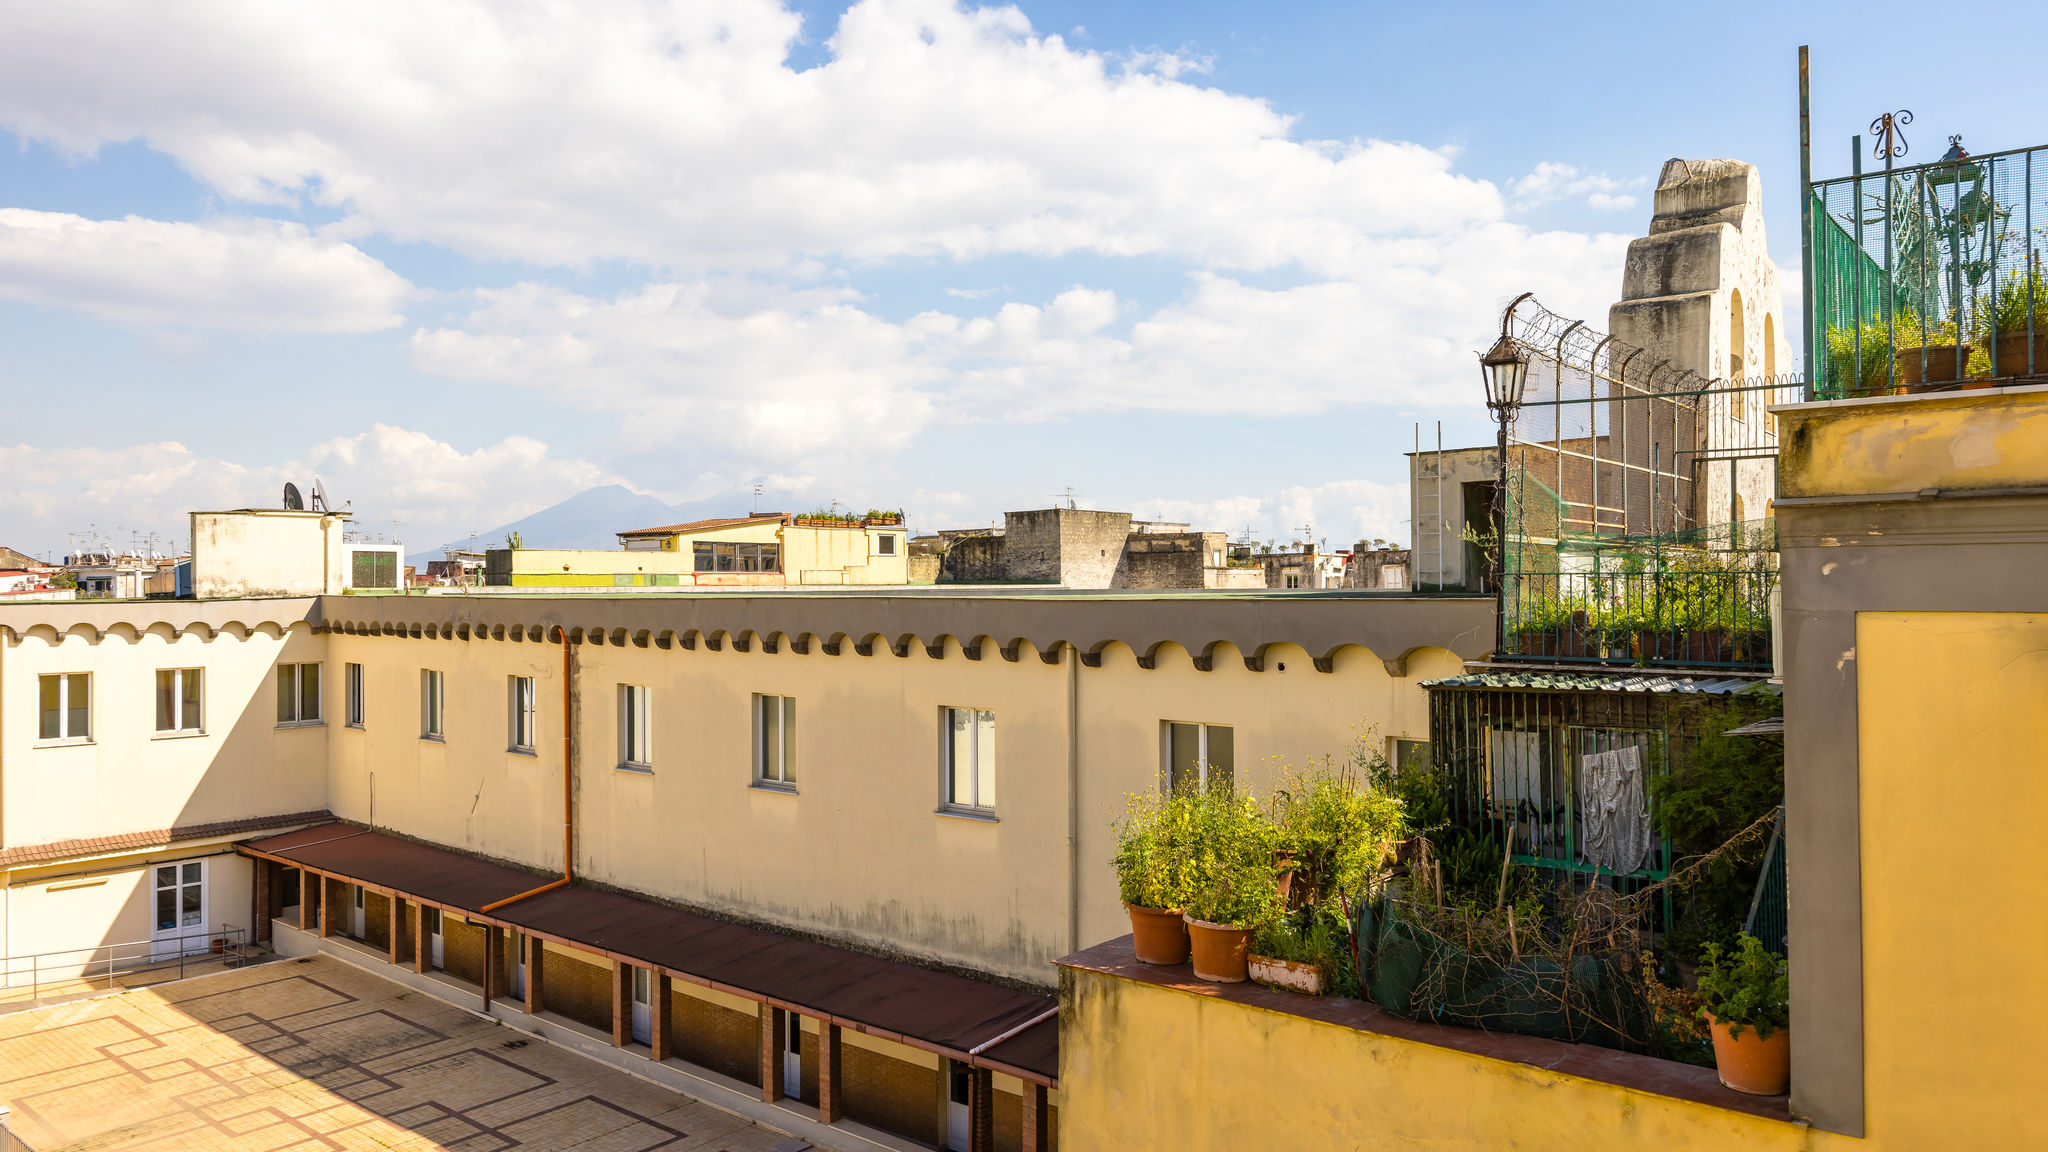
[511,931,527,1000]
[151,861,205,959]
[425,907,444,968]
[351,886,366,939]
[782,1012,802,1098]
[631,967,653,1045]
[945,1059,971,1150]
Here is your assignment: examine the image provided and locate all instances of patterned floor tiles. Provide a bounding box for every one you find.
[0,954,796,1152]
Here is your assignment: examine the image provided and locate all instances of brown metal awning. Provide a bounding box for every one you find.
[240,823,1056,1085]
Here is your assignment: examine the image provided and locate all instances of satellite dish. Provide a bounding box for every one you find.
[283,482,304,510]
[310,478,330,513]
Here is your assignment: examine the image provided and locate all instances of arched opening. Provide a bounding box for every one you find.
[1763,312,1776,377]
[1729,288,1746,380]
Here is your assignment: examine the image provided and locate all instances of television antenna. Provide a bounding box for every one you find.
[1053,487,1079,510]
[751,482,764,515]
[283,482,304,511]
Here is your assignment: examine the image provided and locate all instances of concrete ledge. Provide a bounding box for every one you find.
[271,921,923,1152]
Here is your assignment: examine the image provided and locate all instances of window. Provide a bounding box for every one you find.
[155,669,202,734]
[694,541,781,573]
[276,663,321,724]
[942,707,996,813]
[877,534,897,556]
[619,684,650,769]
[754,694,796,786]
[345,663,365,728]
[38,673,91,741]
[510,675,536,752]
[1392,737,1431,775]
[420,670,444,739]
[1163,721,1233,794]
[1284,573,1302,588]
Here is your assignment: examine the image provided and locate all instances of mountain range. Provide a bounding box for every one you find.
[435,485,775,557]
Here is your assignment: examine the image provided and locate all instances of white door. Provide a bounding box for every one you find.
[351,886,366,939]
[511,932,527,1000]
[631,967,653,1045]
[782,1012,802,1098]
[426,907,444,968]
[945,1059,971,1150]
[151,861,206,959]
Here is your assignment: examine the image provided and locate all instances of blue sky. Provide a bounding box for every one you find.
[3,0,2043,559]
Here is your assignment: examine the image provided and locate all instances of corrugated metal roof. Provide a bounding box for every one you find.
[1422,669,1778,695]
[242,824,1056,1081]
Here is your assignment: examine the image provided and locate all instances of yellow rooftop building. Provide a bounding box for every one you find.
[486,512,911,589]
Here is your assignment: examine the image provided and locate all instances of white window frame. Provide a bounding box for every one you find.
[344,662,365,728]
[510,675,537,753]
[155,667,203,735]
[1161,721,1234,794]
[277,663,322,726]
[754,694,796,788]
[618,684,651,771]
[420,669,445,740]
[940,706,997,815]
[37,673,92,743]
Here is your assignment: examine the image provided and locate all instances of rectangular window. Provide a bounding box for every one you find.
[345,662,365,728]
[155,668,202,733]
[755,694,796,786]
[619,684,650,769]
[510,675,536,751]
[696,540,782,574]
[1392,737,1431,775]
[693,541,714,572]
[38,673,91,741]
[877,534,897,556]
[942,707,996,813]
[1163,721,1233,794]
[276,664,321,725]
[420,670,444,739]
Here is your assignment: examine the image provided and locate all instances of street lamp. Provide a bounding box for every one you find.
[1477,329,1528,656]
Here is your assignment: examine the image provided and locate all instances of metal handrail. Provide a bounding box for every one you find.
[0,926,248,1008]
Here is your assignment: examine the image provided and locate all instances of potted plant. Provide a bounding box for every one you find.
[1891,311,1973,392]
[1248,906,1349,995]
[1694,933,1790,1095]
[1181,786,1278,983]
[1112,792,1195,965]
[1974,267,2048,378]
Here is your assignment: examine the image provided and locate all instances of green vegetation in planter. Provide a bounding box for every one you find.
[862,508,904,521]
[1268,757,1405,909]
[1823,318,1897,395]
[1251,904,1360,997]
[1181,784,1280,928]
[1111,791,1198,911]
[1972,267,2048,341]
[1694,933,1788,1041]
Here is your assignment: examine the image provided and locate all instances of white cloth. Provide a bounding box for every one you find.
[1579,744,1650,874]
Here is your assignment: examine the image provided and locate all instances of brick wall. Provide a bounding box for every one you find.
[541,946,613,1032]
[441,917,487,986]
[842,1041,940,1146]
[670,987,759,1085]
[364,892,391,951]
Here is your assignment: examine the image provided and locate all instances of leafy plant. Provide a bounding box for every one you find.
[1694,933,1788,1040]
[861,507,904,521]
[1651,696,1783,956]
[1111,792,1197,910]
[1972,266,2048,338]
[504,531,523,549]
[1251,903,1360,996]
[1268,757,1405,908]
[1181,783,1280,928]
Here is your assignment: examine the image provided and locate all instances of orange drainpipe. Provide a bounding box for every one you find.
[481,630,574,913]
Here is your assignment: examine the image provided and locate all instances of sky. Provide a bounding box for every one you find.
[4,0,2045,561]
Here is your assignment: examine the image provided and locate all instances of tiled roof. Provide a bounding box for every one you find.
[0,810,333,869]
[615,514,784,538]
[1422,669,1780,696]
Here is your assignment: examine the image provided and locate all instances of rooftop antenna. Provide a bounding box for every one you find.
[283,482,304,511]
[1054,487,1079,510]
[751,482,764,515]
[310,477,330,513]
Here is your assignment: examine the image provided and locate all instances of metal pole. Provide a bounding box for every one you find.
[1852,137,1866,392]
[1495,414,1508,656]
[2029,151,2037,377]
[1799,47,1816,398]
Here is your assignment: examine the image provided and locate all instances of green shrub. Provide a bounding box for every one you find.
[1268,758,1405,908]
[1182,784,1279,927]
[1111,792,1197,910]
[1695,933,1788,1040]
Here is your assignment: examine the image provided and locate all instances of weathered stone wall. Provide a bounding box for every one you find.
[941,534,1007,583]
[1003,509,1132,587]
[1114,532,1223,590]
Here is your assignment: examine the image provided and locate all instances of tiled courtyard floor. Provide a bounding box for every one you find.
[0,953,796,1152]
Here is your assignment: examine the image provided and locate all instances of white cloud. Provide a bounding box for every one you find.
[0,209,411,332]
[0,426,611,558]
[1137,478,1407,551]
[1511,162,1643,214]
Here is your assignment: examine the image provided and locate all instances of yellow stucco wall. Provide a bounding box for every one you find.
[1776,384,2048,498]
[1855,611,2048,1148]
[321,630,1454,984]
[1058,969,1833,1152]
[511,521,909,586]
[190,510,348,598]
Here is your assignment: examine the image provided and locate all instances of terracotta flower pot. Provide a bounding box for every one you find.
[1248,954,1324,995]
[1707,1015,1790,1096]
[1183,914,1253,983]
[1125,903,1191,965]
[1897,345,1971,390]
[1991,330,2048,378]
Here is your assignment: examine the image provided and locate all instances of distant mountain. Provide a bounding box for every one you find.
[436,484,773,556]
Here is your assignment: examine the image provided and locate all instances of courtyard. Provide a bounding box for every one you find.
[0,954,795,1152]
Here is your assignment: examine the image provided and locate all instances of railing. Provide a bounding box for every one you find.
[0,926,248,1008]
[1503,561,1777,671]
[0,1104,31,1152]
[1808,139,2048,399]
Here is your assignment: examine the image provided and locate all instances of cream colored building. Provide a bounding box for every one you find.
[486,514,911,588]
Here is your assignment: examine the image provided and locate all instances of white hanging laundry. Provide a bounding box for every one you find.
[1579,744,1650,875]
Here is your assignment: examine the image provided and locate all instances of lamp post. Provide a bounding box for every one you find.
[1479,328,1529,657]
